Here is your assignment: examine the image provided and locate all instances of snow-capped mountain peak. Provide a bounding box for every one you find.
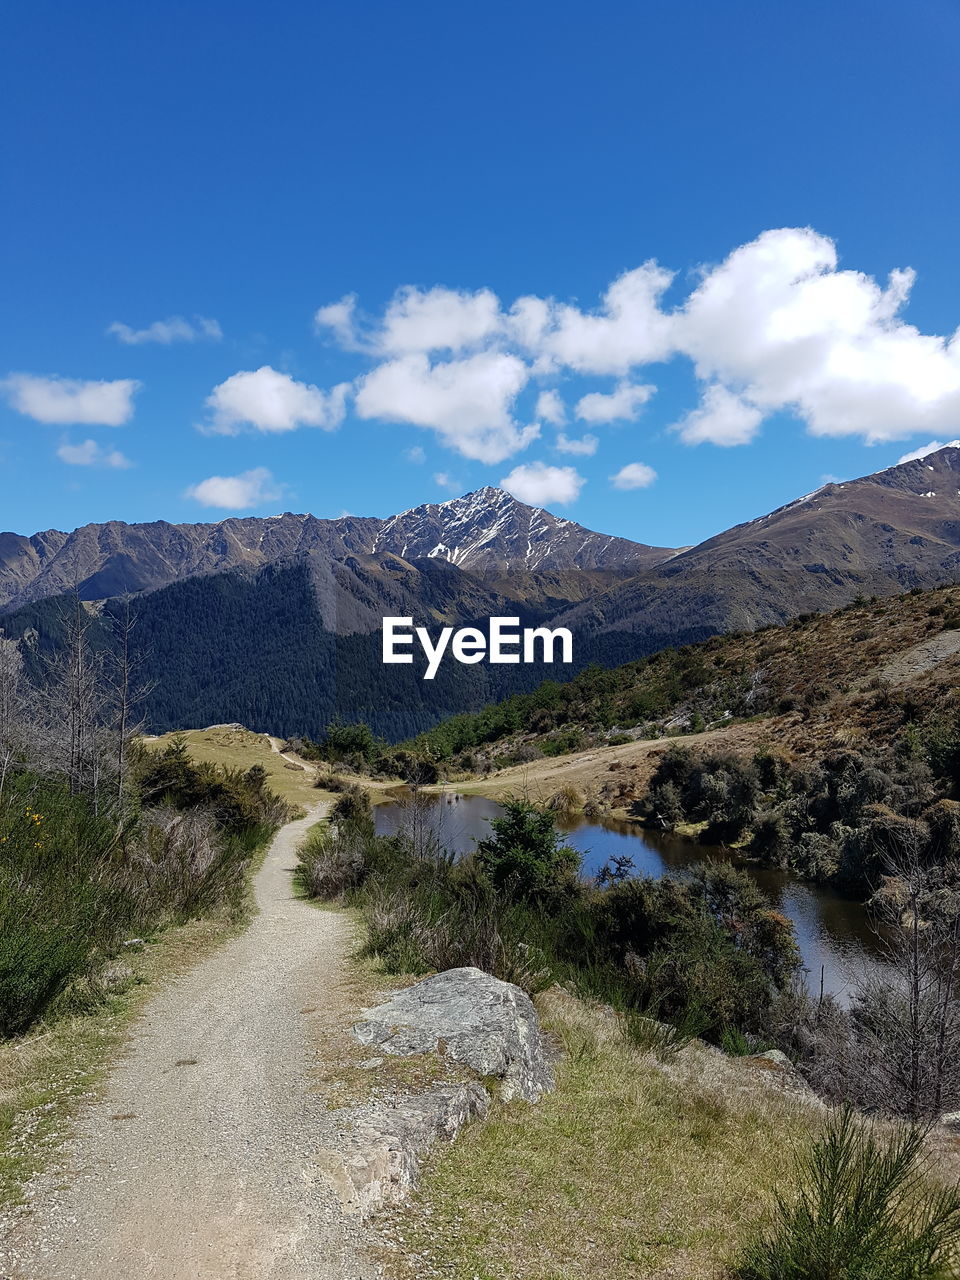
[370,488,669,572]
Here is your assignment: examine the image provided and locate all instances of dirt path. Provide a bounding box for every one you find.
[871,627,960,686]
[454,720,768,803]
[265,734,312,772]
[2,809,380,1280]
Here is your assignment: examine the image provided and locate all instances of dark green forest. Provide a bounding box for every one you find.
[0,562,709,740]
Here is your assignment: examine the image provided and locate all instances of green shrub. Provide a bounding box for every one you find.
[0,776,124,1037]
[137,736,292,834]
[474,799,580,901]
[329,784,372,824]
[736,1108,960,1280]
[540,729,586,757]
[589,862,798,1037]
[1,747,284,1039]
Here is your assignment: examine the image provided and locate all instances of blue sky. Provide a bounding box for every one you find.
[3,0,960,549]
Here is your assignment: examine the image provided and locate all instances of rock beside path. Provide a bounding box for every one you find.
[353,966,555,1103]
[319,1083,491,1218]
[316,969,554,1218]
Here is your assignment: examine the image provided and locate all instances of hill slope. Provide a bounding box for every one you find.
[553,446,960,654]
[410,580,960,768]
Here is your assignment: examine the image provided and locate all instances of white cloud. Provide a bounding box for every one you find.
[203,366,349,434]
[354,352,538,463]
[2,373,140,426]
[379,286,502,355]
[535,389,566,425]
[404,445,426,463]
[184,467,282,510]
[315,287,504,357]
[314,295,362,349]
[56,438,133,468]
[575,380,656,424]
[673,384,764,446]
[555,432,598,456]
[434,471,462,493]
[897,439,960,464]
[674,227,960,443]
[499,461,585,506]
[538,264,675,374]
[610,461,657,490]
[311,228,960,458]
[108,315,221,345]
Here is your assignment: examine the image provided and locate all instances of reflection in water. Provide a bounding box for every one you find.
[374,791,890,1004]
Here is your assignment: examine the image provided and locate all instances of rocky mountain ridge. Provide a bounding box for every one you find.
[0,487,673,613]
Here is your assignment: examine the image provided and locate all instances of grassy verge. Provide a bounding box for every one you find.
[377,988,816,1280]
[0,811,277,1213]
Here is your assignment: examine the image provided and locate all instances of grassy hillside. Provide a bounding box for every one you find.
[144,726,321,808]
[407,583,960,769]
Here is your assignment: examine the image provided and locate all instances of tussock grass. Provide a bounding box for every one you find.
[546,783,585,814]
[379,989,815,1280]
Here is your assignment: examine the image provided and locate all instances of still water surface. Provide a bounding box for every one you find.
[374,790,889,1003]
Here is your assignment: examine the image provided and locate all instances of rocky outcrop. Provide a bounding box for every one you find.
[317,969,554,1218]
[743,1049,821,1101]
[352,966,555,1102]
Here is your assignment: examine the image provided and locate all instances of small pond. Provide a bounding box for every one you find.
[374,790,891,1004]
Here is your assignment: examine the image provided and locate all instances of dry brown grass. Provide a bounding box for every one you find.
[378,988,818,1280]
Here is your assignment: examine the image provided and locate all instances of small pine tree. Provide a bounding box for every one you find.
[474,799,580,901]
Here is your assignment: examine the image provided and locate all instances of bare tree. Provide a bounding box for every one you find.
[395,779,453,866]
[0,635,28,799]
[852,821,960,1120]
[107,598,153,812]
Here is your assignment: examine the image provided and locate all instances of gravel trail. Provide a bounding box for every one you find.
[872,627,960,686]
[3,808,380,1280]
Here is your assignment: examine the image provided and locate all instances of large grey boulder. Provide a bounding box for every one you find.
[352,966,555,1102]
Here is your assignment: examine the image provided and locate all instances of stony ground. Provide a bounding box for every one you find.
[1,808,382,1280]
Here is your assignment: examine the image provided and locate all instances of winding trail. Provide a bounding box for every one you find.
[3,808,380,1280]
[265,734,312,772]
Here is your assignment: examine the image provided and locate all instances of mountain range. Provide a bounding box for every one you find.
[2,448,960,740]
[0,485,671,613]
